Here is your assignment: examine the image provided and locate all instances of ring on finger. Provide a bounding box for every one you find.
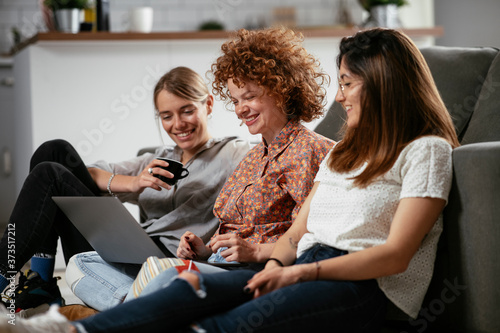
[148,167,154,175]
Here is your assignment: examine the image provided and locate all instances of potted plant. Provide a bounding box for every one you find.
[358,0,409,28]
[44,0,89,33]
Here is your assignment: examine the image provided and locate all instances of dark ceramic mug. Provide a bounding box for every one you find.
[154,157,189,185]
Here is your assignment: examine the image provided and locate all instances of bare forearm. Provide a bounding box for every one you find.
[88,167,135,193]
[266,182,318,267]
[314,244,407,282]
[87,168,110,192]
[266,232,301,266]
[253,243,275,262]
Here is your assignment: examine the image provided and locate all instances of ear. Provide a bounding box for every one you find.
[206,95,214,116]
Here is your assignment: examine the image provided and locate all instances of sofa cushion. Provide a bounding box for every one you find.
[313,102,345,142]
[461,49,500,144]
[420,46,498,141]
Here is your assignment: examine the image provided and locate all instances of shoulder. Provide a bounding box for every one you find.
[294,125,335,158]
[223,136,251,149]
[154,145,175,156]
[402,136,453,158]
[213,136,251,156]
[297,125,334,146]
[397,136,453,175]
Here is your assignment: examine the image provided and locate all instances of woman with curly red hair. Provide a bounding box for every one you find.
[175,27,333,266]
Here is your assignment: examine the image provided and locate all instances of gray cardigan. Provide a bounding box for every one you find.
[87,137,250,255]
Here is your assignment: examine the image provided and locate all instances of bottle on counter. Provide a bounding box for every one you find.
[96,0,110,31]
[81,0,96,32]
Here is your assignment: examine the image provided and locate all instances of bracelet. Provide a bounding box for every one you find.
[266,258,284,267]
[107,173,116,196]
[314,261,321,281]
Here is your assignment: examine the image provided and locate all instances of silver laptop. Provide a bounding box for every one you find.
[52,196,166,264]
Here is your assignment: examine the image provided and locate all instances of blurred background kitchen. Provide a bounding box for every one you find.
[1,0,499,54]
[0,0,499,230]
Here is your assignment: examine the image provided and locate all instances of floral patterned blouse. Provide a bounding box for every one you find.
[213,120,334,244]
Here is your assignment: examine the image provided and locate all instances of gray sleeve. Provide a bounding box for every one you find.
[87,152,157,203]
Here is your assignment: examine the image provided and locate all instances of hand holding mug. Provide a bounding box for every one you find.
[152,158,189,186]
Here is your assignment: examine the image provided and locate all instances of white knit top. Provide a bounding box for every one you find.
[296,136,453,319]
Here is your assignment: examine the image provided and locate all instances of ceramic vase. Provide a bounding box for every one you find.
[363,4,402,28]
[55,8,81,33]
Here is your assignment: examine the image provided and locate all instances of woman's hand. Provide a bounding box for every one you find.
[210,234,263,263]
[128,160,174,193]
[244,263,310,298]
[177,231,212,260]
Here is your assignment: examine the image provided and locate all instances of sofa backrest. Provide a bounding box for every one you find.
[421,46,500,144]
[314,46,500,145]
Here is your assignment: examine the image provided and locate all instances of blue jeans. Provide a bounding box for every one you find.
[67,251,226,310]
[76,244,388,333]
[66,252,142,311]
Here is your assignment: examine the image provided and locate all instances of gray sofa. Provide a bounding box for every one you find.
[315,46,500,333]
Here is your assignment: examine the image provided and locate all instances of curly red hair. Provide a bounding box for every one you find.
[210,27,329,122]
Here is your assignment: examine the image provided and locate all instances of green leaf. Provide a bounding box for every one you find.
[359,0,409,10]
[44,0,89,10]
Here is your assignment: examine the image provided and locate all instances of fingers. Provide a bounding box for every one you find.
[141,164,172,191]
[244,267,282,298]
[210,234,240,253]
[149,160,175,182]
[182,231,196,242]
[244,272,267,296]
[219,247,237,262]
[177,232,196,259]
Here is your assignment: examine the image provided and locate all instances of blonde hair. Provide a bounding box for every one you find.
[153,66,209,114]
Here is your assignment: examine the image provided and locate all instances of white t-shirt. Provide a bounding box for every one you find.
[296,136,453,319]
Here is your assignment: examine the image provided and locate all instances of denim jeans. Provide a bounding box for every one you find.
[0,140,98,277]
[76,244,388,333]
[124,259,225,302]
[67,249,238,311]
[123,247,263,303]
[66,251,142,311]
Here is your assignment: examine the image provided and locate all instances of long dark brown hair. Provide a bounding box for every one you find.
[328,28,459,187]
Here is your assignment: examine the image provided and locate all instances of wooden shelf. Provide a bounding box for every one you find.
[28,26,443,42]
[8,26,442,56]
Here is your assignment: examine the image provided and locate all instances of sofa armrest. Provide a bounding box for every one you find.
[137,146,159,156]
[428,141,500,332]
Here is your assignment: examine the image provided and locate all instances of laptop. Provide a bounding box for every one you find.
[52,196,166,264]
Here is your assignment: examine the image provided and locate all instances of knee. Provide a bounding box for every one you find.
[31,139,68,161]
[30,161,67,179]
[30,139,77,169]
[178,271,201,291]
[66,254,87,293]
[40,139,70,151]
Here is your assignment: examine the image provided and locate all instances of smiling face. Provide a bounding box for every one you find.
[228,79,288,144]
[156,90,212,160]
[335,62,364,129]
